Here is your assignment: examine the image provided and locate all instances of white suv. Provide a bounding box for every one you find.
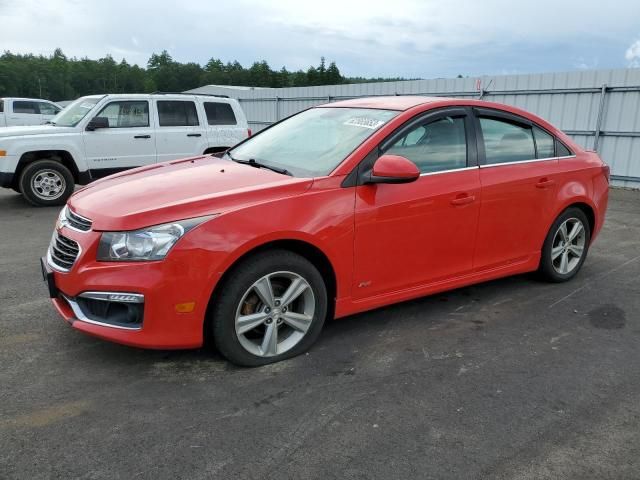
[0,97,63,127]
[0,93,250,206]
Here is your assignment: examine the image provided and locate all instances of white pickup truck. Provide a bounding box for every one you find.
[0,93,250,206]
[0,97,63,127]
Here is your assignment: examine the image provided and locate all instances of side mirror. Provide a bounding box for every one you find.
[365,154,420,184]
[86,116,109,131]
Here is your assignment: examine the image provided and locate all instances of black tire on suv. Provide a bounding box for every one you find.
[19,159,75,207]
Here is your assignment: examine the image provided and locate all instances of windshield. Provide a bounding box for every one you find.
[228,107,399,177]
[50,97,102,127]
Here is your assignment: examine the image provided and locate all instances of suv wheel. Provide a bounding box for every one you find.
[539,207,591,282]
[19,159,75,207]
[211,250,328,367]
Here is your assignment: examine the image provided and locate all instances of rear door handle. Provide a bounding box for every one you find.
[187,133,202,137]
[450,194,476,206]
[134,134,151,139]
[536,178,556,189]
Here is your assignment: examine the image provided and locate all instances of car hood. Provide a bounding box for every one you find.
[69,156,314,231]
[0,125,76,138]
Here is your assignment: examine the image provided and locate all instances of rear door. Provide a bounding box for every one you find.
[473,108,561,270]
[352,108,481,299]
[10,100,42,126]
[83,99,156,176]
[154,99,207,162]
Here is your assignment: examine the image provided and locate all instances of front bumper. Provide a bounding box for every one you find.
[43,225,224,349]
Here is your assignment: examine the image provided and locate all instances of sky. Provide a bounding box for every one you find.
[1,0,640,79]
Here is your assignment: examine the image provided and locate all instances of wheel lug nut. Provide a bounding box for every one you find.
[275,300,280,307]
[282,306,287,312]
[265,318,272,324]
[265,307,271,313]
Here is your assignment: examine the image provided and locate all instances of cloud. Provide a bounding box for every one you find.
[2,0,640,78]
[626,39,640,67]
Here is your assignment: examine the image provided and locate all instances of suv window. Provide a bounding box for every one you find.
[157,100,199,127]
[479,117,535,164]
[385,116,467,174]
[204,102,237,125]
[0,99,4,113]
[533,126,555,158]
[96,101,149,128]
[13,101,40,114]
[39,102,61,116]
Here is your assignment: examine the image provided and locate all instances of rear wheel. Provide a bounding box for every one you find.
[211,250,328,367]
[539,207,591,282]
[19,159,75,207]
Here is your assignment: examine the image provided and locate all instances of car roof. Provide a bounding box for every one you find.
[78,93,236,102]
[324,96,447,111]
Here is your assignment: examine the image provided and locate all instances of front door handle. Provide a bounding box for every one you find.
[450,194,476,206]
[134,134,151,139]
[536,178,556,189]
[187,133,202,137]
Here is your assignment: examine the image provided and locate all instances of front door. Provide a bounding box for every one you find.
[353,109,481,299]
[83,100,156,177]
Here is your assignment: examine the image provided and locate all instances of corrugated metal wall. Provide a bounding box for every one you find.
[187,68,640,187]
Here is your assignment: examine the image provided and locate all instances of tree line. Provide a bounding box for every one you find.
[0,49,411,102]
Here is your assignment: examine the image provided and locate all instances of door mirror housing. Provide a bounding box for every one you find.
[86,116,109,131]
[365,154,420,184]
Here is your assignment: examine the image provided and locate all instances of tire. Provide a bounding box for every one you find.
[539,207,591,282]
[19,159,75,207]
[211,250,328,367]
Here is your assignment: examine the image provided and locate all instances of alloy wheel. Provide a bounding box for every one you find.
[551,217,586,275]
[31,170,66,201]
[234,271,315,357]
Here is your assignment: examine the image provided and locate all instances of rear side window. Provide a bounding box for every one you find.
[204,102,237,125]
[157,101,199,127]
[479,117,535,164]
[556,141,572,157]
[13,101,40,114]
[96,101,149,127]
[533,126,555,158]
[0,99,4,113]
[385,116,467,173]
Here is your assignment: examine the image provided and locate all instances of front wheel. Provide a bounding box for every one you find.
[211,250,328,367]
[539,207,591,282]
[19,159,75,207]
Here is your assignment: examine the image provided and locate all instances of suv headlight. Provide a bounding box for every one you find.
[97,216,214,261]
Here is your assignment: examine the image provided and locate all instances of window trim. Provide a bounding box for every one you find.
[93,100,150,129]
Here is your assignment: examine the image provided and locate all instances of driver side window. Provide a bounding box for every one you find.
[385,116,468,174]
[95,101,149,128]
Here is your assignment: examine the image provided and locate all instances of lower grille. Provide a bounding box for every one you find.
[48,232,80,270]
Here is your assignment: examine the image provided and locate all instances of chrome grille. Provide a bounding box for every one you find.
[48,232,80,271]
[66,208,92,232]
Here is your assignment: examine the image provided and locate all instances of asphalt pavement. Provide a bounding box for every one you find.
[1,187,639,480]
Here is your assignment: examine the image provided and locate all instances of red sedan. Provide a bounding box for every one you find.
[42,96,609,366]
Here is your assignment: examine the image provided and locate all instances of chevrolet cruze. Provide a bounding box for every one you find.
[42,97,609,366]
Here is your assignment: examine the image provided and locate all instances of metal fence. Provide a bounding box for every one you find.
[187,68,640,187]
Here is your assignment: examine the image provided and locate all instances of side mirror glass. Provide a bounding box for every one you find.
[366,154,420,184]
[86,116,109,131]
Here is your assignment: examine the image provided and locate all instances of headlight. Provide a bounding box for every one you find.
[97,216,214,261]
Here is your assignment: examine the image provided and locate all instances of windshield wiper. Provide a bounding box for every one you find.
[229,155,292,176]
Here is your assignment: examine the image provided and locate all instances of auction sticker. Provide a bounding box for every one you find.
[344,117,385,129]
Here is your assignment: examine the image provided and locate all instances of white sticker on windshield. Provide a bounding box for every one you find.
[79,103,94,109]
[344,117,385,129]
